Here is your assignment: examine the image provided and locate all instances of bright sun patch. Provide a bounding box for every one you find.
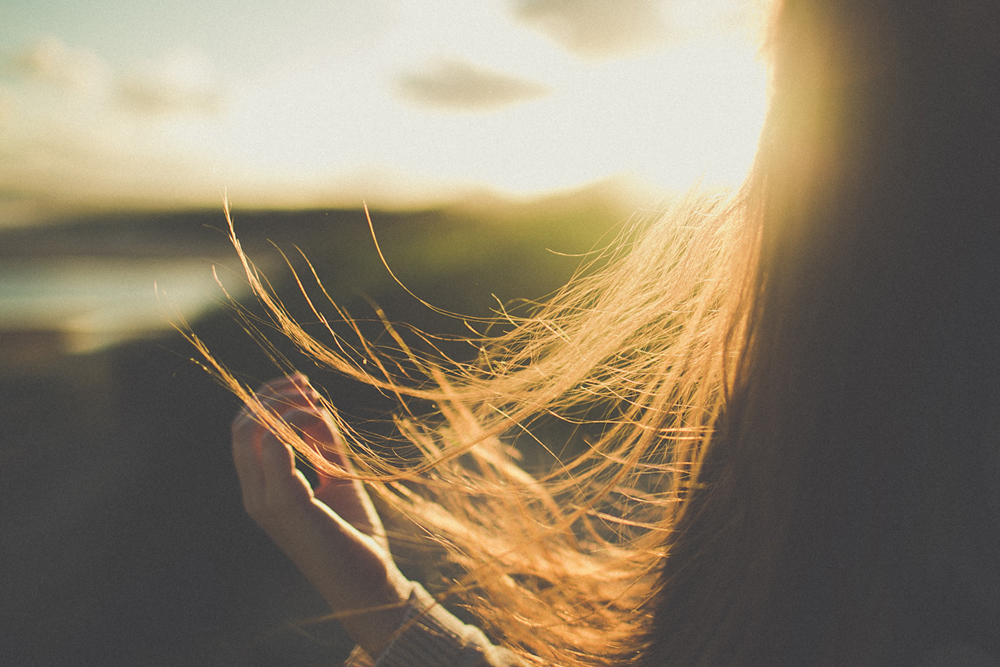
[1,0,770,211]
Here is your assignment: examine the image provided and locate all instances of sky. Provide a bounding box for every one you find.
[0,0,771,224]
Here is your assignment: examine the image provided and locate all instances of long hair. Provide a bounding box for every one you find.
[643,1,1000,665]
[193,1,1000,665]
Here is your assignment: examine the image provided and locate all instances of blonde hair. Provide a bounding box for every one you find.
[193,1,1000,663]
[189,183,760,665]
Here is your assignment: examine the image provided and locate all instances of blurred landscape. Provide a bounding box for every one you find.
[0,187,640,666]
[1,2,768,662]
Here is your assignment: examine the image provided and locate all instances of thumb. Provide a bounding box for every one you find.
[279,410,388,548]
[258,425,313,510]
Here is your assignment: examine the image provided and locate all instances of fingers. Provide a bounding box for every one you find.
[232,408,266,513]
[230,376,410,655]
[231,374,377,529]
[232,374,322,433]
[233,374,358,480]
[283,407,388,549]
[233,375,347,462]
[284,407,354,473]
[232,374,323,520]
[258,424,301,494]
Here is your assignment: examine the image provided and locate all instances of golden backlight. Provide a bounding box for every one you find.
[166,0,769,206]
[1,0,770,214]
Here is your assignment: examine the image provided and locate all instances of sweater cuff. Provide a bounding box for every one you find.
[371,582,520,667]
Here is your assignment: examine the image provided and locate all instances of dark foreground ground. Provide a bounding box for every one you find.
[0,198,626,666]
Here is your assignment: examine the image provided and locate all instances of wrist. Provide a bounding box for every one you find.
[338,576,413,657]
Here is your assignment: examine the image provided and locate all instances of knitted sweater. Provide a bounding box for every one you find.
[346,583,1000,667]
[344,582,521,667]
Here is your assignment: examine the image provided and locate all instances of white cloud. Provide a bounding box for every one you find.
[509,0,758,59]
[395,58,551,111]
[0,42,233,211]
[5,38,225,118]
[510,0,673,59]
[116,46,225,116]
[8,36,110,92]
[0,3,770,212]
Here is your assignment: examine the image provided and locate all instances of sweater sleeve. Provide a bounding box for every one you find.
[343,582,522,667]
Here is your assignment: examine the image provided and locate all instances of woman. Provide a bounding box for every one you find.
[220,0,1000,665]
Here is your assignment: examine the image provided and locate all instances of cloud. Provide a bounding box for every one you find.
[8,36,110,92]
[510,0,673,59]
[116,46,225,116]
[5,38,224,118]
[396,59,551,111]
[0,41,232,212]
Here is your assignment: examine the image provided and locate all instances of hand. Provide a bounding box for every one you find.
[231,374,410,656]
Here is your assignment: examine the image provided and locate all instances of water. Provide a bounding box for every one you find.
[0,256,249,355]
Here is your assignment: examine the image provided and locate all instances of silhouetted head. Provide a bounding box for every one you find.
[645,2,1000,665]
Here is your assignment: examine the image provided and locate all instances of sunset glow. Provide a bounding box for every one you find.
[0,0,770,220]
